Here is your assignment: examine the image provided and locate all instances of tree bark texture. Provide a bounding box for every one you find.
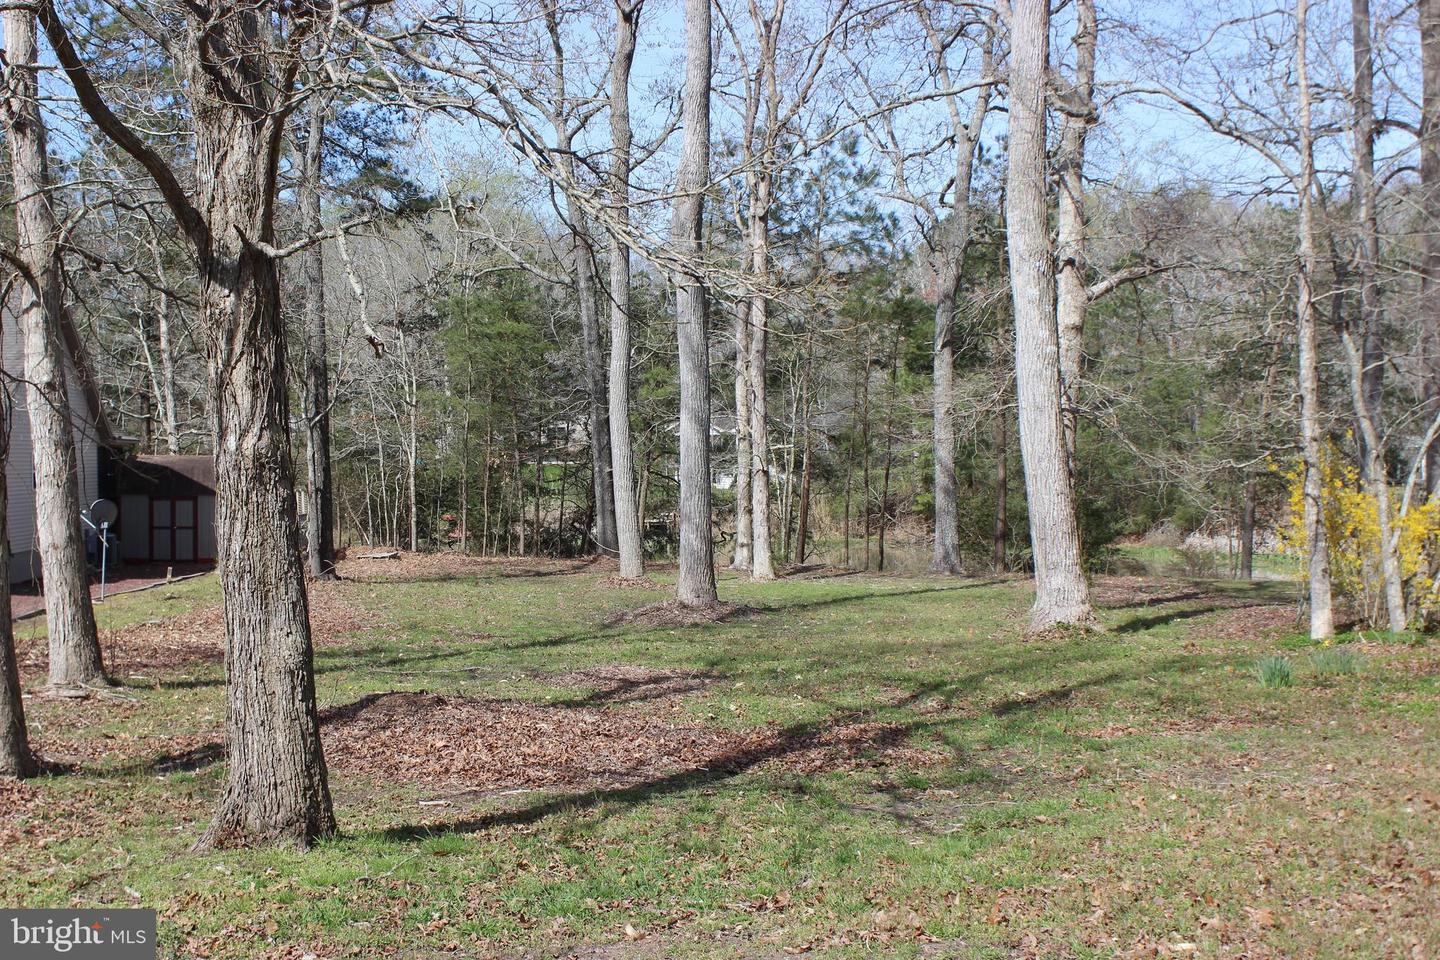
[608,0,645,578]
[40,0,341,846]
[731,302,753,570]
[1006,0,1096,630]
[1421,0,1440,494]
[4,7,106,689]
[0,384,35,777]
[300,100,337,580]
[1295,0,1336,639]
[1055,0,1097,467]
[672,0,717,605]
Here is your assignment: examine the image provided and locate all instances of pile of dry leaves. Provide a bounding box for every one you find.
[320,691,943,796]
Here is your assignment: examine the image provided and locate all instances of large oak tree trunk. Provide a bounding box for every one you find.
[673,0,717,606]
[1006,0,1096,630]
[300,101,337,581]
[609,0,645,579]
[4,8,105,689]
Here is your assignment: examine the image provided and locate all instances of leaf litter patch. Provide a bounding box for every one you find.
[603,600,760,629]
[320,691,944,797]
[16,579,383,682]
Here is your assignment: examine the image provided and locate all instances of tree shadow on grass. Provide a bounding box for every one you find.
[368,656,1180,843]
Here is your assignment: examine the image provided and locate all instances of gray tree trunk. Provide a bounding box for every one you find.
[0,378,35,777]
[925,17,993,575]
[672,0,717,606]
[300,100,337,580]
[1346,0,1404,632]
[609,0,645,578]
[747,192,776,581]
[1421,0,1440,494]
[1295,0,1335,639]
[3,7,105,689]
[41,0,337,846]
[931,287,962,574]
[574,218,618,555]
[1055,0,1097,466]
[731,301,753,570]
[1006,0,1096,630]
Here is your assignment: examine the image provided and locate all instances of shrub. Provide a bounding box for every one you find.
[1277,445,1440,629]
[1310,648,1364,676]
[1169,545,1224,579]
[1255,655,1294,688]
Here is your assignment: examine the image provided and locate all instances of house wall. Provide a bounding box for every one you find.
[2,309,105,584]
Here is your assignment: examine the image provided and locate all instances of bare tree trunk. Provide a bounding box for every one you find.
[1056,0,1097,467]
[1352,0,1385,458]
[4,7,106,689]
[300,99,336,580]
[1240,477,1256,580]
[924,21,993,575]
[672,0,717,605]
[1421,0,1440,494]
[0,390,35,777]
[795,426,812,565]
[1345,0,1404,632]
[574,220,617,555]
[43,0,338,845]
[148,237,181,454]
[197,181,334,846]
[609,0,645,577]
[993,409,1008,572]
[1006,0,1096,630]
[931,288,962,573]
[1295,0,1335,639]
[407,374,419,551]
[747,184,776,581]
[731,302,753,569]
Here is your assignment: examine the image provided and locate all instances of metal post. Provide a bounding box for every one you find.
[99,521,109,602]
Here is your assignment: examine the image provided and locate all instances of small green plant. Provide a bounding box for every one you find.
[1255,655,1294,688]
[1311,648,1364,676]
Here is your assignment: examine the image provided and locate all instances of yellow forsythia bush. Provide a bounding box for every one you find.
[1277,443,1440,626]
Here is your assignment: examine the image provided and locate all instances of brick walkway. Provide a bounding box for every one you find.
[11,563,214,620]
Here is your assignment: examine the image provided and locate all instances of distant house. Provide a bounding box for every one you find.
[2,302,132,584]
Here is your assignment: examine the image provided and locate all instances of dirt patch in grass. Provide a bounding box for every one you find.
[320,691,943,797]
[604,600,759,629]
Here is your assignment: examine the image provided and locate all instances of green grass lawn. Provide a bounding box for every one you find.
[4,559,1437,959]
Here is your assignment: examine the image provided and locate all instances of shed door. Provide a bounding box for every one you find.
[151,497,198,563]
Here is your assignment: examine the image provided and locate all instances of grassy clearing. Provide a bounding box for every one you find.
[3,560,1437,959]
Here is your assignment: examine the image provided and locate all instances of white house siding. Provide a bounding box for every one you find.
[2,308,106,583]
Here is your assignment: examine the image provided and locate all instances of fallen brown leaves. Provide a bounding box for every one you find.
[16,579,384,683]
[320,691,943,798]
[336,548,616,582]
[604,600,759,629]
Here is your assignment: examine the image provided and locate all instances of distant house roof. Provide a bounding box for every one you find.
[117,454,217,495]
